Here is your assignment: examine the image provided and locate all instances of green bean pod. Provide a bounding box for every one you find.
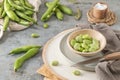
[8,0,25,11]
[24,0,34,9]
[55,9,63,20]
[9,45,41,55]
[46,2,63,20]
[19,19,33,26]
[41,0,59,21]
[24,10,34,16]
[3,16,9,31]
[14,1,21,5]
[4,0,20,22]
[0,7,3,18]
[15,10,36,24]
[58,4,73,15]
[1,10,6,18]
[20,0,34,11]
[74,8,81,20]
[14,48,40,72]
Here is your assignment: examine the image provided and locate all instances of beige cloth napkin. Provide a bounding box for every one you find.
[76,23,120,80]
[38,23,120,80]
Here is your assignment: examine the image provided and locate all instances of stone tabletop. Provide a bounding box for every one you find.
[0,0,120,80]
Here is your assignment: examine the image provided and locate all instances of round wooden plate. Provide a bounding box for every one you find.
[42,28,102,80]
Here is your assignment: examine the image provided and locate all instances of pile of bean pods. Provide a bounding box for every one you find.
[0,0,36,31]
[41,0,73,21]
[9,45,42,72]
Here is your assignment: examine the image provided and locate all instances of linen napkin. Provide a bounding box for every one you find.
[76,23,120,80]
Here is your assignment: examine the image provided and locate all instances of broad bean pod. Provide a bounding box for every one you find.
[19,19,33,26]
[1,10,6,18]
[24,0,34,9]
[20,0,34,11]
[15,10,36,24]
[58,4,73,15]
[8,0,25,11]
[3,16,9,31]
[4,0,20,22]
[24,10,34,16]
[9,45,41,55]
[46,2,63,20]
[14,48,40,71]
[41,0,59,21]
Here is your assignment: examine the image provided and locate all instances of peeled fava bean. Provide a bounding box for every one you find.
[73,43,81,51]
[70,39,76,47]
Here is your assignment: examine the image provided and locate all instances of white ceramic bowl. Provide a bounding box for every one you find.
[67,29,106,57]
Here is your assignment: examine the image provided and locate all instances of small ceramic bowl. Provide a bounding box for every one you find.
[67,29,106,57]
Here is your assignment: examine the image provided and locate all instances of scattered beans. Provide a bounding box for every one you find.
[31,33,40,38]
[43,23,49,28]
[51,60,59,66]
[73,70,80,76]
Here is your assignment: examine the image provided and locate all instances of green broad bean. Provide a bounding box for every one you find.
[43,23,49,28]
[73,43,81,51]
[58,4,73,15]
[83,40,92,44]
[3,16,9,31]
[19,19,33,26]
[51,60,59,66]
[78,47,84,52]
[41,0,59,21]
[9,45,41,55]
[82,34,92,40]
[55,8,64,20]
[81,43,89,49]
[15,11,36,24]
[24,0,34,9]
[73,70,80,76]
[8,0,25,11]
[70,39,76,47]
[4,0,20,22]
[14,48,40,72]
[31,33,40,38]
[75,35,83,42]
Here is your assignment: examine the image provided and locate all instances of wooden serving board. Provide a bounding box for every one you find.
[42,28,103,80]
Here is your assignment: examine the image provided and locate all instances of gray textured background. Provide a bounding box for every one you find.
[0,0,120,80]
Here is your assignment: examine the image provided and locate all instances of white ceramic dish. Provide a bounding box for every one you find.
[42,28,103,80]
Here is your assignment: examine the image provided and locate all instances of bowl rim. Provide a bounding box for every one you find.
[67,29,107,56]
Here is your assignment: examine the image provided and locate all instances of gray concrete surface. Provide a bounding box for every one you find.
[0,0,120,80]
